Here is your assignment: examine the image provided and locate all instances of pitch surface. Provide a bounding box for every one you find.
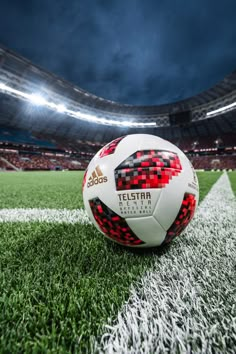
[0,171,235,353]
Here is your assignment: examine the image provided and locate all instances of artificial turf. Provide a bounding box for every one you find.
[196,171,222,201]
[0,222,157,353]
[0,171,84,209]
[0,171,223,353]
[98,172,236,353]
[228,171,236,195]
[0,170,222,209]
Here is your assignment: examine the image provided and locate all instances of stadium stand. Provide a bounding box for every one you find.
[177,133,236,152]
[0,121,236,171]
[0,45,235,172]
[0,128,235,171]
[0,151,87,171]
[0,157,8,169]
[0,127,56,148]
[189,154,236,170]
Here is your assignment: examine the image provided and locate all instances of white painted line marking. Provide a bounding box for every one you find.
[96,173,236,353]
[0,208,91,224]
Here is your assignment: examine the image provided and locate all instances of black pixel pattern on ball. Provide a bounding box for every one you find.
[89,197,144,246]
[115,150,182,190]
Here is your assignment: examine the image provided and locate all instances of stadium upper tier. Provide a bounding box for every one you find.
[0,44,236,143]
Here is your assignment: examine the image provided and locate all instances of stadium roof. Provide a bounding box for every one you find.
[0,44,236,143]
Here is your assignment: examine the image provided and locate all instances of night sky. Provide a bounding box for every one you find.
[0,0,236,106]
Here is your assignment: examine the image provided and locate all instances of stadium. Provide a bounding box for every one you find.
[0,41,236,354]
[1,45,236,172]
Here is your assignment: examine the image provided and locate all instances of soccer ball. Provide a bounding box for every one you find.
[82,134,199,248]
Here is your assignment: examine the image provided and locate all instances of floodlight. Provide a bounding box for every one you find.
[207,102,236,117]
[0,82,7,91]
[0,82,157,127]
[56,104,66,113]
[29,94,47,106]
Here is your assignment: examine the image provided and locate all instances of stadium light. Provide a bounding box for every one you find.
[0,82,7,90]
[29,94,47,106]
[0,82,29,100]
[73,112,156,127]
[206,102,236,117]
[56,104,66,113]
[0,82,157,127]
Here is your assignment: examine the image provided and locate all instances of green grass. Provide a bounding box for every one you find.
[98,172,236,353]
[228,171,236,196]
[0,222,157,353]
[0,171,222,353]
[0,170,221,210]
[196,171,222,202]
[0,171,84,209]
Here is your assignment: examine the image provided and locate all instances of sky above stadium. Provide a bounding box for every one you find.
[0,0,236,106]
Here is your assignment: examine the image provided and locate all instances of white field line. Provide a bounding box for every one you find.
[0,208,91,224]
[96,173,236,354]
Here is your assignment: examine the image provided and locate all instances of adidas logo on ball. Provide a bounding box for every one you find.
[87,166,108,188]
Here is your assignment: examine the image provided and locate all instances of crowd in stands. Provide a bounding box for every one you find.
[0,126,235,171]
[189,154,236,170]
[0,158,8,169]
[0,151,88,171]
[56,133,235,156]
[176,133,236,152]
[1,149,235,171]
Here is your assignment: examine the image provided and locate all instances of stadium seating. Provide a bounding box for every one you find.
[0,128,235,171]
[1,149,235,171]
[0,127,56,148]
[177,133,236,152]
[0,151,87,171]
[0,158,8,169]
[189,154,236,170]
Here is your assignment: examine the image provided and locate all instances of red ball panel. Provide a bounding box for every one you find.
[89,197,144,246]
[115,150,182,190]
[163,192,197,244]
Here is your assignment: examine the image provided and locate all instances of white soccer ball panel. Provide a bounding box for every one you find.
[126,216,166,247]
[83,134,199,248]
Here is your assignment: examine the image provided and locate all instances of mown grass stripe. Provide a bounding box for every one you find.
[228,171,236,196]
[0,171,84,209]
[0,208,91,224]
[0,171,222,224]
[97,173,236,354]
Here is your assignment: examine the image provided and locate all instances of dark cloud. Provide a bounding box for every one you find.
[0,0,235,105]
